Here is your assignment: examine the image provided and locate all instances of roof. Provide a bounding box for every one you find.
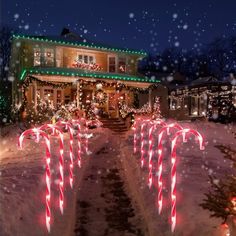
[12,34,147,57]
[190,76,219,86]
[19,67,160,83]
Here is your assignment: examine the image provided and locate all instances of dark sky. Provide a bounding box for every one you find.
[1,0,236,53]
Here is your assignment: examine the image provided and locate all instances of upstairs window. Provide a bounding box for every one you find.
[108,56,116,73]
[44,48,54,66]
[77,54,95,64]
[118,57,126,73]
[33,47,55,67]
[33,48,41,66]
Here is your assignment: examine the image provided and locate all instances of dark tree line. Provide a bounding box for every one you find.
[0,26,15,125]
[140,36,236,81]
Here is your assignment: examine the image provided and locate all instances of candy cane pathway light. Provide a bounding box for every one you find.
[71,119,82,168]
[157,123,184,214]
[133,117,141,154]
[39,124,64,215]
[18,128,52,233]
[140,119,151,168]
[56,121,75,188]
[147,119,167,189]
[170,128,204,233]
[80,117,88,154]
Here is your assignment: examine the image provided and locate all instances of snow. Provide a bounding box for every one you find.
[0,121,235,235]
[0,125,110,236]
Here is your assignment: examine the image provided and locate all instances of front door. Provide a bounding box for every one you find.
[108,93,118,118]
[108,92,126,118]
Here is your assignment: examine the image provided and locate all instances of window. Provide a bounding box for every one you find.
[118,57,126,73]
[190,96,198,116]
[199,94,207,116]
[44,49,55,66]
[108,56,116,73]
[34,48,41,66]
[33,48,55,67]
[77,54,95,64]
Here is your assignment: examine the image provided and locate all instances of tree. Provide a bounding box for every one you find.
[206,38,233,78]
[0,26,15,124]
[200,145,236,235]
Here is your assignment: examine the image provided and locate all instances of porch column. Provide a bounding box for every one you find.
[53,89,57,107]
[33,81,37,113]
[149,88,152,111]
[76,81,80,108]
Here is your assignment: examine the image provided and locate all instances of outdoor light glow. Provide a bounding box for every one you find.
[56,121,75,189]
[39,124,65,215]
[157,123,183,215]
[148,120,166,188]
[170,128,204,232]
[18,129,52,233]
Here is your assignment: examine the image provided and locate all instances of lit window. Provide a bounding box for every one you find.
[118,57,126,73]
[33,48,41,66]
[44,49,54,66]
[77,54,95,64]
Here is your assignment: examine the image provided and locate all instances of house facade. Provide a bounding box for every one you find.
[168,77,236,121]
[10,33,160,118]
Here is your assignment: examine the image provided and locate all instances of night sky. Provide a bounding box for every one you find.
[1,0,236,53]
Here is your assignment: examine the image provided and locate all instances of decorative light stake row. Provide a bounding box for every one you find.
[18,118,89,233]
[133,118,205,233]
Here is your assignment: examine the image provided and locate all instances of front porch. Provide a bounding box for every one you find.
[18,68,156,119]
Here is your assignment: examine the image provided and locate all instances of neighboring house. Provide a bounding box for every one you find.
[9,30,160,118]
[168,76,236,121]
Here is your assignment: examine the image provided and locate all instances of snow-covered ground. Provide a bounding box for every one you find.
[0,120,236,236]
[120,120,236,236]
[0,125,109,236]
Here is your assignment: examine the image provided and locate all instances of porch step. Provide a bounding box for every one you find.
[99,118,129,133]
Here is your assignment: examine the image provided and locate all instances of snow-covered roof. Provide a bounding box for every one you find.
[12,34,147,57]
[190,76,219,86]
[19,67,160,84]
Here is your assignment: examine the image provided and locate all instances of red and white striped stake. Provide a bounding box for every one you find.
[148,120,167,189]
[18,128,52,233]
[133,117,141,154]
[56,121,74,188]
[80,118,88,154]
[71,119,82,168]
[39,124,65,215]
[170,128,204,232]
[140,119,151,168]
[156,123,183,214]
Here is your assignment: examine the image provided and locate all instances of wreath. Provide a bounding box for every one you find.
[94,89,107,105]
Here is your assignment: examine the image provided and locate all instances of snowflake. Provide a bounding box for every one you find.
[14,13,20,20]
[172,13,178,19]
[174,41,180,47]
[24,24,29,30]
[129,13,135,18]
[183,24,188,30]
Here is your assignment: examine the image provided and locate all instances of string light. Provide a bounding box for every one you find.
[13,34,147,56]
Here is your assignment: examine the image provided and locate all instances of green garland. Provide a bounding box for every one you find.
[23,75,73,89]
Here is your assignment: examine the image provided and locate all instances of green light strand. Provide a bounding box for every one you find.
[13,34,147,56]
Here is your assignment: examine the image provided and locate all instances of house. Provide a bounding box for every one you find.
[9,30,161,119]
[168,76,236,121]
